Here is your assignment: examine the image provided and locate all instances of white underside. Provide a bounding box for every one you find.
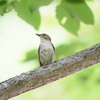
[39,41,54,65]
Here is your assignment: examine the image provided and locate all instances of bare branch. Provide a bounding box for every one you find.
[0,43,100,100]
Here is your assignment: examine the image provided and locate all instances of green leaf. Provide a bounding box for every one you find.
[56,5,80,35]
[61,0,94,24]
[15,0,41,30]
[56,0,94,35]
[22,49,38,62]
[27,0,53,11]
[0,1,7,15]
[7,0,14,3]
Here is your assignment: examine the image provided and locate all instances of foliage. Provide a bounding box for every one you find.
[0,1,7,15]
[56,0,94,35]
[0,0,94,35]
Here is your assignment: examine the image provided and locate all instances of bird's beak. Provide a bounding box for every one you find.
[36,34,40,36]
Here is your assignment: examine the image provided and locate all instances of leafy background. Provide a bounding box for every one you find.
[0,0,100,100]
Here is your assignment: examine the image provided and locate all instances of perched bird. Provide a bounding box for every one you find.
[36,33,55,67]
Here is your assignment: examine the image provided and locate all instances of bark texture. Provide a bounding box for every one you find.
[0,43,100,100]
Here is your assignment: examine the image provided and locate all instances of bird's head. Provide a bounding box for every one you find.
[36,33,51,42]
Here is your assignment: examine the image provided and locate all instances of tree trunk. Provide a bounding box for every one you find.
[0,43,100,100]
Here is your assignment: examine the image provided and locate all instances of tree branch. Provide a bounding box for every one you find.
[0,43,100,100]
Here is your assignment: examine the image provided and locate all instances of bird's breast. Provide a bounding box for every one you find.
[39,41,54,65]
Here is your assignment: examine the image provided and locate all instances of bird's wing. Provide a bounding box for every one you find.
[38,46,42,67]
[51,43,55,52]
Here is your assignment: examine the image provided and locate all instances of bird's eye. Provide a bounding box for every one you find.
[43,34,45,36]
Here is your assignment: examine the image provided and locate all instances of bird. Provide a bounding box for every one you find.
[36,33,55,67]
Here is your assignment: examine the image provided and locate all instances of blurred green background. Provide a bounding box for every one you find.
[0,0,100,100]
